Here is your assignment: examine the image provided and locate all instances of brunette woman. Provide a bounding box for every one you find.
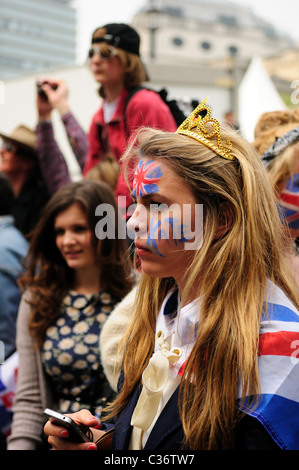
[7,180,133,449]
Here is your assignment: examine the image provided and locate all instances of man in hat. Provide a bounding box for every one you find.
[0,125,49,237]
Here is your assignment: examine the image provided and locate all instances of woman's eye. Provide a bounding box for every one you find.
[150,201,168,212]
[73,225,88,232]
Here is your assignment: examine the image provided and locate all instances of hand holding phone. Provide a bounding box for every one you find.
[44,408,93,443]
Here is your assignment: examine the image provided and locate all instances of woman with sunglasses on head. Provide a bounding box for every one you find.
[36,23,177,209]
[44,101,299,450]
[7,180,134,450]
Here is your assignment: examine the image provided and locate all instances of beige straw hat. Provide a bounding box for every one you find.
[0,125,37,153]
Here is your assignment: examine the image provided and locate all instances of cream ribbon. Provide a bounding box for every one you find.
[129,330,182,450]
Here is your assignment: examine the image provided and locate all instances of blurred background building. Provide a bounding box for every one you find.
[0,0,298,174]
[134,0,292,63]
[0,0,77,79]
[131,0,294,127]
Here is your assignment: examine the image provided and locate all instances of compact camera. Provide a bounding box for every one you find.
[36,81,58,100]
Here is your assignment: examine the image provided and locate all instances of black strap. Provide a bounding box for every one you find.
[123,86,146,137]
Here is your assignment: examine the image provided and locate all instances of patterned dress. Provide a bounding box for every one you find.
[42,290,117,420]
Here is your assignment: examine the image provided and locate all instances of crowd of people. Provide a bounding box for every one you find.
[0,21,299,451]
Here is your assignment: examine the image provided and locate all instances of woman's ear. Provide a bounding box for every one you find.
[214,202,235,239]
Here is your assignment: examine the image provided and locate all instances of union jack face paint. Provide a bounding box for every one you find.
[132,159,163,199]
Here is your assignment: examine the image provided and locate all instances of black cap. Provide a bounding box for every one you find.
[92,23,140,56]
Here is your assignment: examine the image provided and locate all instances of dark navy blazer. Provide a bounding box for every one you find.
[103,377,280,450]
[111,383,184,450]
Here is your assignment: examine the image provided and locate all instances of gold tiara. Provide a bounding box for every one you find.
[175,98,235,161]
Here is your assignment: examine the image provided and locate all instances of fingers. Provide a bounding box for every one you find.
[48,434,97,451]
[44,409,99,450]
[36,78,70,115]
[69,409,99,427]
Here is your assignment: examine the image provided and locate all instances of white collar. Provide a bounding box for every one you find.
[155,290,200,378]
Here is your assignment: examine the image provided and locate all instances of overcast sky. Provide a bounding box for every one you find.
[74,0,299,62]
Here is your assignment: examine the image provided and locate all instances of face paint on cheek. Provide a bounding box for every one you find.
[132,159,163,199]
[144,216,192,257]
[145,219,166,257]
[165,217,194,245]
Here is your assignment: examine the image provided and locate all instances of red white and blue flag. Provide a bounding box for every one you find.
[237,281,299,450]
[132,160,163,199]
[278,172,299,238]
[157,281,299,449]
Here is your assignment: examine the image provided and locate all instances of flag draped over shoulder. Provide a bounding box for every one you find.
[157,281,299,450]
[238,281,299,450]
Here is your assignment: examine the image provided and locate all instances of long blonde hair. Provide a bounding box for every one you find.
[105,126,299,449]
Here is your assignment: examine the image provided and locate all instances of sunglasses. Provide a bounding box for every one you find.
[1,141,17,153]
[88,46,117,61]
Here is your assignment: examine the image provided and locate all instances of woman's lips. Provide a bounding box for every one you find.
[64,250,82,258]
[135,242,151,256]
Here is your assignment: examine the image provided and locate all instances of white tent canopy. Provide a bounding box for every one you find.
[238,56,286,142]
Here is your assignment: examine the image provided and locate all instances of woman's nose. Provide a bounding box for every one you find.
[62,230,76,245]
[127,205,148,239]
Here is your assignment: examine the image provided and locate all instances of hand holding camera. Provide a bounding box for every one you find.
[37,80,58,100]
[36,78,70,119]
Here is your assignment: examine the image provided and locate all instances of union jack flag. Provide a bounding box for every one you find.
[237,280,299,449]
[132,160,163,199]
[156,281,299,449]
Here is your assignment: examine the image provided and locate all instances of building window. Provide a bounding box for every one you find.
[165,7,183,17]
[219,15,238,26]
[201,41,212,51]
[263,26,278,38]
[172,37,183,46]
[228,45,238,56]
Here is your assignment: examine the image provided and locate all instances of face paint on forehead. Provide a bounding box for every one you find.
[132,159,163,199]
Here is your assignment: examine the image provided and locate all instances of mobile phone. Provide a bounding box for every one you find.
[44,408,93,443]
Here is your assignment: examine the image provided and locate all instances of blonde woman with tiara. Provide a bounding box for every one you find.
[44,100,299,450]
